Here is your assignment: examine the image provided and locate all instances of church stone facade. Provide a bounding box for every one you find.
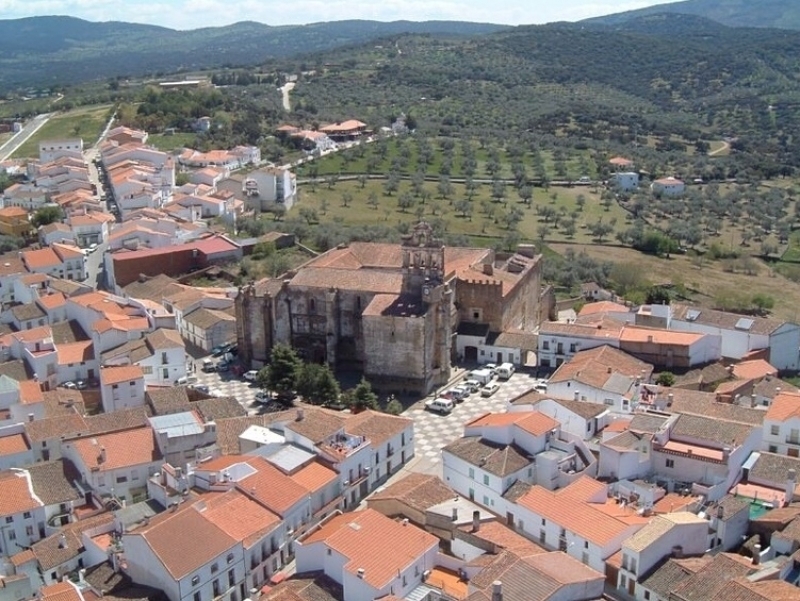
[236,222,542,395]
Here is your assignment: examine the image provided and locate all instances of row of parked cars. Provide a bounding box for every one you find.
[425,363,518,414]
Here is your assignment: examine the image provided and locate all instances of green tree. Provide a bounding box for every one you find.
[296,362,340,405]
[655,372,675,387]
[348,377,379,412]
[31,206,64,228]
[265,343,301,398]
[384,395,404,415]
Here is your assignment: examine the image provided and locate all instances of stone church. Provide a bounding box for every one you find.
[236,222,542,395]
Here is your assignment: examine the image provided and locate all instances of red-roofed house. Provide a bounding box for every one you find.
[99,365,145,412]
[443,410,597,512]
[651,177,685,197]
[512,476,648,572]
[763,391,800,457]
[295,508,438,601]
[62,426,162,503]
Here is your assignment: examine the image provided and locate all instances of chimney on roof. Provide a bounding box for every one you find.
[27,413,34,423]
[170,503,178,513]
[296,408,304,421]
[98,447,107,464]
[716,505,724,520]
[357,568,366,579]
[607,366,612,374]
[492,581,503,601]
[472,510,481,532]
[667,393,674,406]
[452,507,458,522]
[483,263,493,276]
[249,589,259,601]
[671,545,683,559]
[722,446,731,462]
[753,544,761,565]
[58,534,68,549]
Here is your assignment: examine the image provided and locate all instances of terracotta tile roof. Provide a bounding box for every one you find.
[748,452,800,489]
[0,433,30,456]
[57,340,94,365]
[40,581,83,601]
[145,328,184,350]
[25,413,89,442]
[368,473,455,514]
[718,579,800,601]
[670,413,755,447]
[145,387,192,415]
[540,316,625,340]
[549,344,653,391]
[22,247,62,270]
[184,307,235,329]
[69,426,161,472]
[300,509,437,589]
[83,407,151,436]
[38,292,67,310]
[30,512,114,570]
[345,409,412,446]
[619,326,705,346]
[732,359,778,381]
[459,520,546,557]
[639,557,707,599]
[443,437,532,477]
[516,477,644,546]
[630,412,670,433]
[11,301,46,321]
[467,411,560,437]
[765,391,800,421]
[18,379,44,404]
[670,554,755,601]
[291,461,338,493]
[673,303,788,336]
[26,459,82,506]
[508,389,551,407]
[134,505,237,579]
[667,392,765,426]
[284,408,348,445]
[578,301,630,317]
[624,512,705,552]
[199,489,280,547]
[237,456,310,515]
[261,571,343,601]
[0,470,41,515]
[100,365,144,386]
[753,376,799,400]
[193,396,247,421]
[0,206,29,218]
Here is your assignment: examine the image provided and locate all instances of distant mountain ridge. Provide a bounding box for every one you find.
[584,0,800,30]
[0,16,509,90]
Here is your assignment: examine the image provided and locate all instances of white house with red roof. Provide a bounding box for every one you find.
[295,508,438,601]
[61,425,163,504]
[762,391,800,457]
[99,365,145,413]
[650,176,685,197]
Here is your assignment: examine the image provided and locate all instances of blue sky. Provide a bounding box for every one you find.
[1,0,684,29]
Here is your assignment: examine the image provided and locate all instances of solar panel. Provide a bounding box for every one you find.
[686,309,701,321]
[735,318,754,331]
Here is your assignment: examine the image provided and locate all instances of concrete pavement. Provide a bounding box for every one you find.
[0,113,52,161]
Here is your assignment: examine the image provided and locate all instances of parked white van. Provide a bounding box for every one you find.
[496,362,515,379]
[469,368,493,386]
[425,398,455,414]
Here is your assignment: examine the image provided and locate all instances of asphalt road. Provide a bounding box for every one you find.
[0,113,51,161]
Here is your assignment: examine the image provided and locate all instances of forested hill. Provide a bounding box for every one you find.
[584,0,800,30]
[0,16,508,90]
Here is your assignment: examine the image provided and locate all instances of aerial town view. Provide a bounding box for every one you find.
[2,1,800,601]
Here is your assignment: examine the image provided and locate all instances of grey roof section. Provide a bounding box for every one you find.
[747,451,800,486]
[11,302,46,322]
[443,436,532,477]
[114,499,163,531]
[148,411,204,438]
[457,322,490,337]
[672,303,787,336]
[546,397,607,419]
[605,372,636,395]
[260,444,316,472]
[671,413,755,447]
[26,459,82,506]
[629,413,670,433]
[639,558,699,599]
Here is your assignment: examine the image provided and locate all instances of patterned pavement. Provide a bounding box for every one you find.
[404,371,542,476]
[190,358,262,415]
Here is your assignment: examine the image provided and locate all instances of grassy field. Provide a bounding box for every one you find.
[12,104,112,158]
[148,132,198,152]
[298,178,628,246]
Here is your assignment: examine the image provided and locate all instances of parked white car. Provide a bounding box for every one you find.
[243,370,259,382]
